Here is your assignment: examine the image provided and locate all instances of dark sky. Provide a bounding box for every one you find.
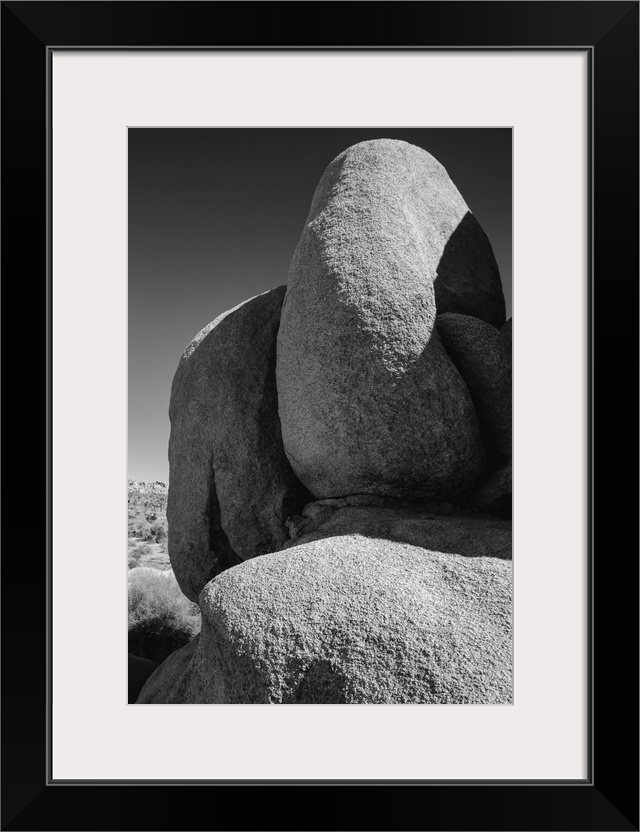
[129,128,512,483]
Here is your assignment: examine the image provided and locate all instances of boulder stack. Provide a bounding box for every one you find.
[144,138,512,704]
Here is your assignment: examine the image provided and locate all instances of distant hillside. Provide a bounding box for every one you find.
[128,480,168,562]
[129,479,167,492]
[128,480,167,510]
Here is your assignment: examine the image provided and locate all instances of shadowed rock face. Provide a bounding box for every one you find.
[436,313,512,516]
[280,502,512,559]
[168,286,311,602]
[137,535,512,704]
[136,636,200,704]
[501,317,512,358]
[277,139,490,501]
[435,212,505,328]
[437,312,512,460]
[472,459,512,516]
[128,654,159,704]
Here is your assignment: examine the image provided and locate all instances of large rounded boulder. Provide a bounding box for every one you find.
[277,139,496,501]
[138,535,512,704]
[168,286,310,601]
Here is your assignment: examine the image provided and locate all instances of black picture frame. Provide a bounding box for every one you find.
[2,2,638,830]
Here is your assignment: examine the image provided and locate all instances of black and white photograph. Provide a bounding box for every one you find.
[127,127,513,705]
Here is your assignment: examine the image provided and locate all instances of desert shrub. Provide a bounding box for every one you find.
[130,542,153,556]
[141,522,155,542]
[127,542,154,569]
[128,567,201,664]
[129,510,168,544]
[128,550,142,569]
[150,517,168,543]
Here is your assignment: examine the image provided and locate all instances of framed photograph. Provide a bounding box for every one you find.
[126,125,514,709]
[2,2,637,830]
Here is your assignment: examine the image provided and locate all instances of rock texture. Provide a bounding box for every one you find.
[436,314,512,515]
[282,501,511,559]
[277,139,491,501]
[137,636,200,704]
[501,316,512,356]
[128,654,159,704]
[168,286,310,601]
[471,459,512,516]
[138,536,511,704]
[437,312,512,459]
